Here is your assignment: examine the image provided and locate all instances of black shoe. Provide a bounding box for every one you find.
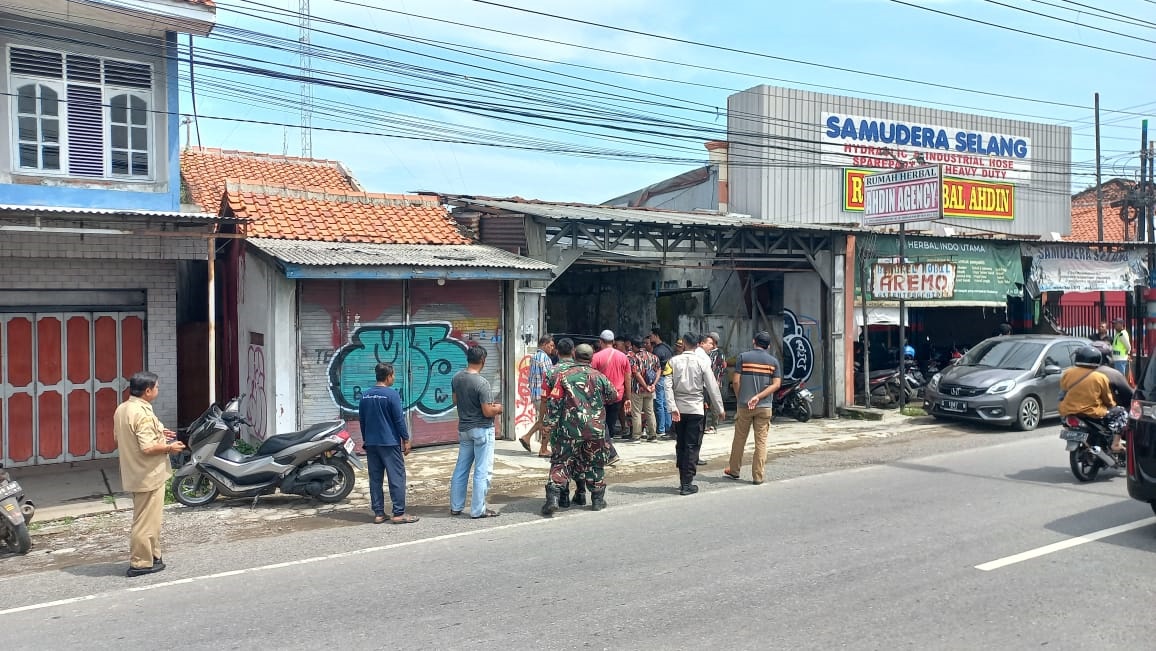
[591,488,606,511]
[558,486,571,509]
[541,483,561,517]
[126,561,166,577]
[571,489,587,507]
[679,484,699,496]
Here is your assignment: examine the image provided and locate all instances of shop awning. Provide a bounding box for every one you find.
[853,306,908,327]
[248,239,555,281]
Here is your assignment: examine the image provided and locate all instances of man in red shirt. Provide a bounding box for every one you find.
[592,329,633,439]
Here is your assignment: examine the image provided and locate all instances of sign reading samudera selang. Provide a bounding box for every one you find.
[843,169,1014,221]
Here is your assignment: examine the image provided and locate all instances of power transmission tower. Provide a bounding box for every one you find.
[299,0,313,157]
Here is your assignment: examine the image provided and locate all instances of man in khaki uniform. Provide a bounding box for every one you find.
[114,371,185,577]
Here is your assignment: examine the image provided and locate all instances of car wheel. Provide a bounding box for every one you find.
[1014,396,1041,431]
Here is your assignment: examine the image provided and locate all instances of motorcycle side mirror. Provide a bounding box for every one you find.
[1043,364,1062,376]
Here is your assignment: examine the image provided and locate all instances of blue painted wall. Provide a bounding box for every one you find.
[0,31,181,212]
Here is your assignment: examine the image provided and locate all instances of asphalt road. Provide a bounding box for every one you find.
[3,422,1156,649]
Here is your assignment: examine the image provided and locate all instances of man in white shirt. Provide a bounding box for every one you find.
[662,333,725,495]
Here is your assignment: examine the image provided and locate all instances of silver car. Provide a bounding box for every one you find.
[923,335,1090,431]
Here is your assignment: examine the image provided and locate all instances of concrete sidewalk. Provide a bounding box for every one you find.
[9,412,939,524]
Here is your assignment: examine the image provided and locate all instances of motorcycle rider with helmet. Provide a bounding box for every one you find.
[1089,340,1134,408]
[1059,345,1127,452]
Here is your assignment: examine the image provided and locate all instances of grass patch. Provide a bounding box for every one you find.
[164,476,176,505]
[901,405,927,417]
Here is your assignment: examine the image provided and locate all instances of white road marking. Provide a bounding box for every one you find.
[975,517,1156,571]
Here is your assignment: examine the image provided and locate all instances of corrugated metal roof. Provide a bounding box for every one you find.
[248,238,555,270]
[0,204,238,221]
[452,198,862,232]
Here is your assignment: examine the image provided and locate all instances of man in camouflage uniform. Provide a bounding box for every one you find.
[541,343,618,516]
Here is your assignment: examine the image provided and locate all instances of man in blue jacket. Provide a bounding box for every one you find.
[359,363,417,524]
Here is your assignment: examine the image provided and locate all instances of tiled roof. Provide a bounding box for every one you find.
[180,147,359,213]
[180,0,215,6]
[248,239,554,271]
[1067,179,1136,241]
[225,182,472,245]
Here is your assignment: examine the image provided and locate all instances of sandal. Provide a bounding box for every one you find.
[390,514,420,524]
[537,452,551,458]
[519,438,532,452]
[373,515,388,524]
[723,468,740,480]
[471,510,500,519]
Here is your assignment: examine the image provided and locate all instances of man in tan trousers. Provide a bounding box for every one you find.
[724,331,782,485]
[114,371,185,577]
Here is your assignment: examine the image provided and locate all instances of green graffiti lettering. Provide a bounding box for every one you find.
[328,322,469,415]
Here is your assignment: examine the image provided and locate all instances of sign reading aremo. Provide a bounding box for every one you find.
[862,166,943,226]
[872,262,957,300]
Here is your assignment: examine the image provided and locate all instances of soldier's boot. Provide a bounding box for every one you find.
[541,483,561,517]
[557,485,571,508]
[571,484,587,507]
[590,487,607,512]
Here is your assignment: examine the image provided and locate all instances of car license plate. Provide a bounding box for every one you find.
[0,481,22,500]
[343,438,355,454]
[1060,429,1088,442]
[940,400,967,413]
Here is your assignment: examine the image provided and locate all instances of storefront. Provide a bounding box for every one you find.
[854,234,1024,369]
[446,197,846,421]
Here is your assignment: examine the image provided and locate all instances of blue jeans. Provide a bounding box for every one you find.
[450,427,495,517]
[1114,360,1129,377]
[655,387,671,434]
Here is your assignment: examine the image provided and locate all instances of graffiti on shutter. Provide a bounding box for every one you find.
[328,322,469,416]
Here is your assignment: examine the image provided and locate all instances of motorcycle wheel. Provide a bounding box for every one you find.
[4,522,32,555]
[792,398,812,423]
[1069,448,1102,483]
[315,460,356,504]
[173,473,220,507]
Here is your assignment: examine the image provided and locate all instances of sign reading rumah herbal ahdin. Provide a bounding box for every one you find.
[855,236,1023,305]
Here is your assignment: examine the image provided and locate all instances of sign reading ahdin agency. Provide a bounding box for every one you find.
[872,262,957,300]
[861,166,943,226]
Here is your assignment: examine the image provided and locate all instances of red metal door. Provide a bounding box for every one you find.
[1,312,145,467]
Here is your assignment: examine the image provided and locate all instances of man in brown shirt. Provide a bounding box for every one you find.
[114,371,185,577]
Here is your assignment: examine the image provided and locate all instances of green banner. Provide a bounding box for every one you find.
[854,236,1023,304]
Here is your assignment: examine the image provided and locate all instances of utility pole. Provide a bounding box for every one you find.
[1095,93,1105,321]
[181,116,193,149]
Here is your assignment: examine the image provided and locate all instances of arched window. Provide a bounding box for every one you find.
[15,82,62,171]
[109,93,149,177]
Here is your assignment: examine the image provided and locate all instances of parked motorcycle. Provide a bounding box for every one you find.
[1060,414,1126,482]
[773,379,814,422]
[855,363,923,408]
[172,397,364,507]
[0,464,35,554]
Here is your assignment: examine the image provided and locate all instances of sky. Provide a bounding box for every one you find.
[182,0,1156,204]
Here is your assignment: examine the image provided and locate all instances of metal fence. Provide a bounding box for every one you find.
[1049,302,1128,339]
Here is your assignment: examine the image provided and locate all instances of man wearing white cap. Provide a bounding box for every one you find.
[592,329,633,440]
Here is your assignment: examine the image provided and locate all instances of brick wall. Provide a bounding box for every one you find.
[0,256,181,427]
[0,232,206,261]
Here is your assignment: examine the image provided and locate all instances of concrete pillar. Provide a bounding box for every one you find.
[706,141,729,213]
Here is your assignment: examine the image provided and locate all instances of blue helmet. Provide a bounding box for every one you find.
[903,345,915,359]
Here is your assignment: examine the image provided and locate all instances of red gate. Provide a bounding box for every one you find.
[1,312,144,466]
